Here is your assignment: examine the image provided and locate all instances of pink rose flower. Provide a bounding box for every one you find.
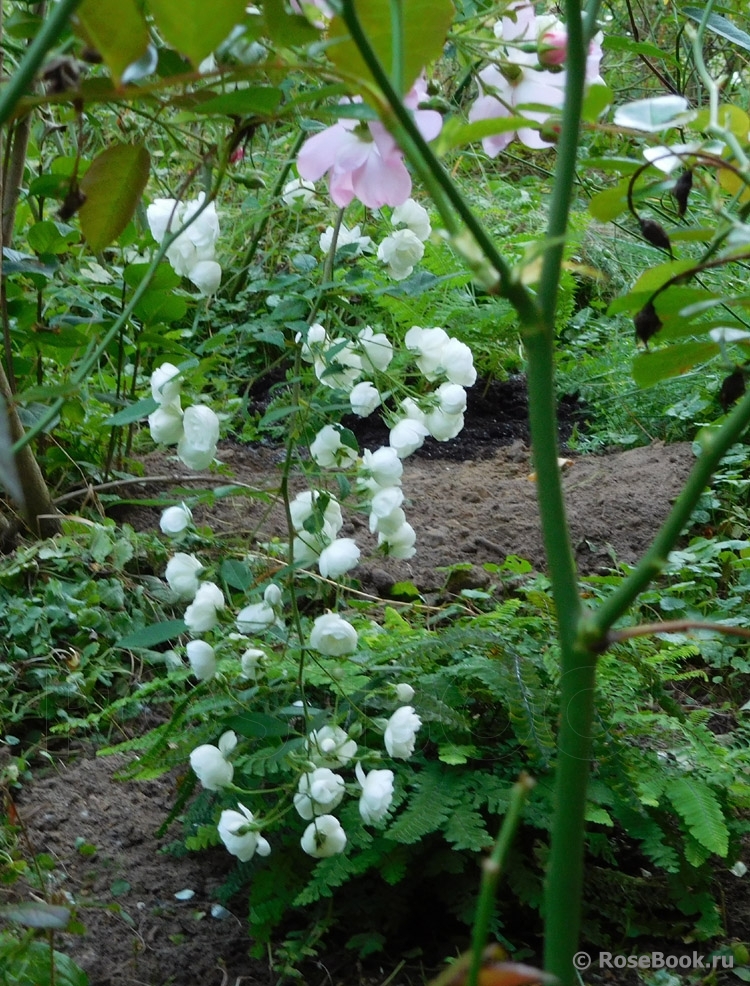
[297,79,442,209]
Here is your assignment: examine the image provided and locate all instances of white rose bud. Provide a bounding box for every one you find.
[300,814,347,858]
[186,639,216,680]
[309,612,358,656]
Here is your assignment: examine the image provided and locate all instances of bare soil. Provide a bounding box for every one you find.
[11,377,733,986]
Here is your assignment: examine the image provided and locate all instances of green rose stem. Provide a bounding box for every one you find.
[466,774,536,986]
[0,0,83,127]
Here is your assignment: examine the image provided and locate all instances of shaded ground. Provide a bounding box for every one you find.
[8,378,726,986]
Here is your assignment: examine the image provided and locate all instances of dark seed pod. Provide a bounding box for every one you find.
[634,300,662,346]
[58,185,87,221]
[719,368,746,409]
[639,218,673,257]
[672,170,693,217]
[42,56,80,94]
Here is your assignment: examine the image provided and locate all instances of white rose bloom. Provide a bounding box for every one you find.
[357,327,393,371]
[294,768,346,820]
[218,803,271,861]
[441,338,477,386]
[189,730,236,790]
[369,487,405,535]
[310,425,358,469]
[384,706,422,759]
[315,339,363,390]
[148,404,184,445]
[318,538,360,579]
[379,521,417,559]
[425,408,465,442]
[297,323,327,363]
[150,362,182,405]
[160,503,192,536]
[236,601,276,634]
[395,683,415,702]
[436,382,468,416]
[147,199,182,244]
[377,228,425,280]
[188,259,222,296]
[293,532,325,567]
[186,639,217,680]
[389,418,429,459]
[307,725,357,766]
[240,647,265,680]
[282,177,316,206]
[349,381,381,418]
[182,192,220,250]
[399,397,427,425]
[300,814,347,858]
[404,325,452,379]
[165,552,204,600]
[391,198,431,241]
[319,222,373,255]
[177,404,220,470]
[289,491,343,534]
[355,762,395,824]
[359,447,403,489]
[309,612,358,656]
[184,581,225,633]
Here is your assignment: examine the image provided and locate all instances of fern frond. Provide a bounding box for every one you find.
[665,776,729,857]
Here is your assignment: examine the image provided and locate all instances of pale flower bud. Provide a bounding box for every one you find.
[177,405,220,470]
[349,381,381,418]
[359,447,403,489]
[148,404,184,445]
[355,762,395,824]
[379,521,417,559]
[160,503,192,536]
[218,803,271,861]
[240,647,265,680]
[384,706,422,759]
[186,639,216,680]
[189,730,236,790]
[357,327,393,371]
[165,552,204,600]
[309,612,358,656]
[395,683,415,702]
[318,538,360,579]
[151,362,182,406]
[389,418,429,459]
[436,382,467,416]
[425,408,464,442]
[188,259,222,296]
[184,581,225,633]
[300,814,347,858]
[441,338,477,386]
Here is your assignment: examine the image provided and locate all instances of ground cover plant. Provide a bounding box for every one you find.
[2,1,750,985]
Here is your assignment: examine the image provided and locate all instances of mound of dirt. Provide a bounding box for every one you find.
[124,438,696,595]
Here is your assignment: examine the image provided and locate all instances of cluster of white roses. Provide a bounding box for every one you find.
[377,198,432,280]
[146,191,222,296]
[190,702,421,862]
[148,363,221,470]
[298,321,475,567]
[311,197,432,282]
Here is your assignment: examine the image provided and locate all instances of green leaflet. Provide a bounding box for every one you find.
[665,776,729,857]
